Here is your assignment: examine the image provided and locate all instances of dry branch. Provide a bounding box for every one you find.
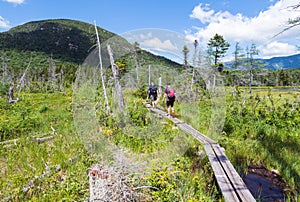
[107,44,124,110]
[16,55,32,101]
[94,21,110,114]
[1,127,57,148]
[36,136,54,144]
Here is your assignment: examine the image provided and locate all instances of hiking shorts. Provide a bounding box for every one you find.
[166,99,175,107]
[150,94,157,101]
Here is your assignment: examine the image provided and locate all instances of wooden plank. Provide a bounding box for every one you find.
[179,123,216,144]
[204,144,240,202]
[212,144,256,202]
[177,124,207,144]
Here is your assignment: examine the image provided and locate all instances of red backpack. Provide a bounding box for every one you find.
[167,88,175,98]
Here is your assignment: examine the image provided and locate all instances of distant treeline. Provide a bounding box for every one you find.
[222,68,300,86]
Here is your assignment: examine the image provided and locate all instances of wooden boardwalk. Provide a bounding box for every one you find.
[145,103,256,202]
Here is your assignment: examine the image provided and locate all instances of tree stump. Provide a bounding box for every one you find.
[89,164,138,201]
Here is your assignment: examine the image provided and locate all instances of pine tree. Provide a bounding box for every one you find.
[207,33,230,72]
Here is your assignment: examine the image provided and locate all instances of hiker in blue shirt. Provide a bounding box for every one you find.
[147,82,158,108]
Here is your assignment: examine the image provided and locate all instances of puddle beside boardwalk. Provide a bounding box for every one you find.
[242,166,288,202]
[243,172,285,201]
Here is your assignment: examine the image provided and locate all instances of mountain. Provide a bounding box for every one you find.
[225,53,300,70]
[262,54,300,70]
[0,19,116,64]
[0,19,182,69]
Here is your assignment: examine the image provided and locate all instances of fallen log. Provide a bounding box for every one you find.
[36,136,54,144]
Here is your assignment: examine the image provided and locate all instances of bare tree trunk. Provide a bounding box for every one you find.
[191,67,195,91]
[59,68,64,91]
[17,55,32,100]
[206,77,211,90]
[233,76,237,97]
[148,65,151,85]
[249,68,253,97]
[8,86,16,103]
[107,44,124,110]
[212,73,216,90]
[94,21,110,114]
[48,54,57,91]
[158,75,162,98]
[191,40,198,91]
[134,54,139,84]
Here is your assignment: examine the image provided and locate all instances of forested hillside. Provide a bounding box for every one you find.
[0,19,115,64]
[0,19,182,96]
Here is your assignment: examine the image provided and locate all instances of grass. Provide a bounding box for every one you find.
[0,91,96,201]
[212,86,299,200]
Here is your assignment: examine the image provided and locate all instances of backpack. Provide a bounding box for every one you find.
[150,86,158,94]
[167,88,175,98]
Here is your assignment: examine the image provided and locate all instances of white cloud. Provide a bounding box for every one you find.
[188,0,300,59]
[260,41,299,58]
[141,37,178,51]
[0,16,10,28]
[190,3,215,24]
[4,0,25,4]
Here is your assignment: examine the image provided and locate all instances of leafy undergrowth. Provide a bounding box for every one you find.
[144,148,221,202]
[0,92,97,201]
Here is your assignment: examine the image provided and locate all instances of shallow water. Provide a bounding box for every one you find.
[243,173,285,202]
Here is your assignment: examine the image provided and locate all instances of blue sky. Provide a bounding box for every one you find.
[1,0,300,61]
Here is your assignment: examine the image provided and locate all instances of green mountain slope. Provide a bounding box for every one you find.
[0,19,182,70]
[0,19,115,64]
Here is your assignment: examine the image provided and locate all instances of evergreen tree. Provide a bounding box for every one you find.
[207,33,230,72]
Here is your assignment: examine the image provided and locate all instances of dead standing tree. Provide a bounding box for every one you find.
[133,41,140,85]
[107,44,124,110]
[191,39,198,91]
[48,54,61,92]
[10,55,33,103]
[94,21,110,115]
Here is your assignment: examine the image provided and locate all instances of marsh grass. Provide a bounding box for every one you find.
[211,86,300,200]
[0,92,96,201]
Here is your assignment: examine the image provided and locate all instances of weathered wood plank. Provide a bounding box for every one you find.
[177,123,216,144]
[204,144,240,202]
[212,144,256,202]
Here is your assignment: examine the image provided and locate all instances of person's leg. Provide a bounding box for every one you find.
[153,95,157,107]
[166,101,171,117]
[150,95,154,107]
[170,100,175,114]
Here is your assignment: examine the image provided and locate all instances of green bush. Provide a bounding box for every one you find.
[0,82,9,96]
